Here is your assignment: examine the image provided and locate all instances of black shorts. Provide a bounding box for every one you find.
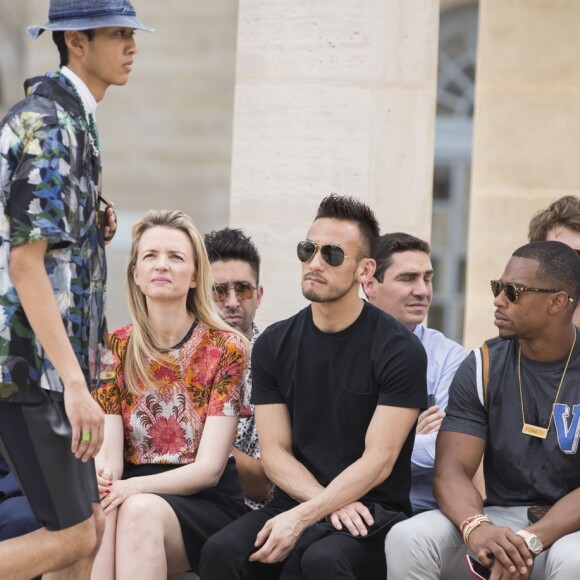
[0,389,99,531]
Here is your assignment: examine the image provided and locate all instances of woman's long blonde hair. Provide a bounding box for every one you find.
[124,209,247,393]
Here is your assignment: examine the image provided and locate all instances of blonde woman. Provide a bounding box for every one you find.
[91,210,249,579]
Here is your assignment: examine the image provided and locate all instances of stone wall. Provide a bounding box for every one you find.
[0,0,238,328]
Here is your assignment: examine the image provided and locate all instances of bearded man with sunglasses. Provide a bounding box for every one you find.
[386,240,580,580]
[200,194,427,579]
[205,228,273,510]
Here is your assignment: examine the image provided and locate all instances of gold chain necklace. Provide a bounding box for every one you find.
[518,330,576,439]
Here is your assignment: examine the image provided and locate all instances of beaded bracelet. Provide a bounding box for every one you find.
[462,515,492,544]
[460,514,486,537]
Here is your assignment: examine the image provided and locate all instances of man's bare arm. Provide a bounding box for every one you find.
[10,240,104,460]
[434,431,486,523]
[250,405,419,564]
[231,447,273,503]
[256,404,324,502]
[527,486,580,550]
[297,405,418,522]
[434,431,532,576]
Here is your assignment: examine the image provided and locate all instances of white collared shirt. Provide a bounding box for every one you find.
[61,66,97,121]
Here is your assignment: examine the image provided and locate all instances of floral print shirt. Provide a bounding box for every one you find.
[94,322,248,465]
[233,323,270,509]
[0,73,106,402]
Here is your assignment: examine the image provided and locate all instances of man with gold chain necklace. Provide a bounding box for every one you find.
[386,240,580,579]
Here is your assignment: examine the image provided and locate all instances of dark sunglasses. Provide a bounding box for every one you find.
[490,279,570,303]
[212,282,257,303]
[296,240,347,267]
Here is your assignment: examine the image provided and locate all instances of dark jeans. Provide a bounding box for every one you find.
[199,494,404,580]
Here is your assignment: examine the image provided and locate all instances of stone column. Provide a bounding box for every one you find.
[464,0,580,349]
[0,2,28,111]
[1,1,239,330]
[230,0,440,328]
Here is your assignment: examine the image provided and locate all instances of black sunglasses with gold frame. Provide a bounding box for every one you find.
[296,240,347,268]
[490,279,573,304]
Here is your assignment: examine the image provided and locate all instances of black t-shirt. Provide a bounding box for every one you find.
[442,329,580,506]
[251,301,427,515]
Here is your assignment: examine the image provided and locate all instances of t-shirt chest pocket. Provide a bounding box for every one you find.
[341,387,378,437]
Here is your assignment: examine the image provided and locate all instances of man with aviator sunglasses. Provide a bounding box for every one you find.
[386,241,580,579]
[296,239,348,267]
[200,194,427,579]
[205,228,273,512]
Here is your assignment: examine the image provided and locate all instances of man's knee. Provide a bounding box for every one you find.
[301,542,350,579]
[200,517,261,578]
[47,511,103,566]
[385,517,422,557]
[74,511,103,559]
[202,522,245,564]
[385,513,439,575]
[385,511,468,580]
[543,532,580,580]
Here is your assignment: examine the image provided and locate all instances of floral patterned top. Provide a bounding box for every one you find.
[0,73,106,403]
[94,322,248,465]
[233,323,271,509]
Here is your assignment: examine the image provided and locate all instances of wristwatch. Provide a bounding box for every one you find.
[516,530,543,555]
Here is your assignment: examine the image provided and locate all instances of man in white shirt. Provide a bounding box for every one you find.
[363,232,467,513]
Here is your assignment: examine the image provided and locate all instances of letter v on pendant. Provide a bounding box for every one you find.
[553,403,580,454]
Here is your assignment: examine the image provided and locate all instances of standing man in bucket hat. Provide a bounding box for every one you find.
[0,1,152,578]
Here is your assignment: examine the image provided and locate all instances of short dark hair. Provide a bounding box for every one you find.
[204,227,261,283]
[314,194,380,259]
[528,195,580,242]
[373,232,431,283]
[512,241,580,304]
[52,30,95,68]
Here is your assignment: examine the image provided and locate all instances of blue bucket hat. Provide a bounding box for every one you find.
[27,0,154,39]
